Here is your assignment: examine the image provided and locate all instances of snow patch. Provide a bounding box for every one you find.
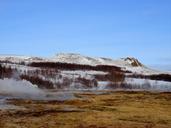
[125,78,171,91]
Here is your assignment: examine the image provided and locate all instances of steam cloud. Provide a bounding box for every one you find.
[0,78,45,99]
[0,78,75,101]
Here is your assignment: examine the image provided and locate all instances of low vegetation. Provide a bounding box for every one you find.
[20,75,54,89]
[0,91,171,128]
[129,74,171,82]
[0,64,13,78]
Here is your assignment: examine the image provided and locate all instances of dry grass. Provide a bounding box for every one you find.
[0,91,171,128]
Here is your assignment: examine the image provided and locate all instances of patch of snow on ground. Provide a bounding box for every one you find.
[97,81,110,90]
[61,70,108,79]
[125,78,171,91]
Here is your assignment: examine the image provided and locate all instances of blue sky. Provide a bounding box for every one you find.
[0,0,171,70]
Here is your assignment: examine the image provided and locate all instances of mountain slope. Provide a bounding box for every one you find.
[52,53,162,75]
[0,53,171,91]
[0,53,165,75]
[52,53,143,67]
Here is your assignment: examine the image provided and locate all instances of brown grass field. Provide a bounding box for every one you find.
[0,91,171,128]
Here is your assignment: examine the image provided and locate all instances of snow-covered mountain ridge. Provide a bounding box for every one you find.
[0,53,143,67]
[0,53,163,75]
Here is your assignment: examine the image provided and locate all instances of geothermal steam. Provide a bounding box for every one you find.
[0,78,75,101]
[0,78,45,99]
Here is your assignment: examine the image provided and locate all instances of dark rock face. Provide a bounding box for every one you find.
[124,57,143,67]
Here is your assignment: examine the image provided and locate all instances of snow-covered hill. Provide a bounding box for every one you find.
[0,53,171,91]
[53,53,143,67]
[0,53,165,75]
[53,53,161,75]
[0,55,49,63]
